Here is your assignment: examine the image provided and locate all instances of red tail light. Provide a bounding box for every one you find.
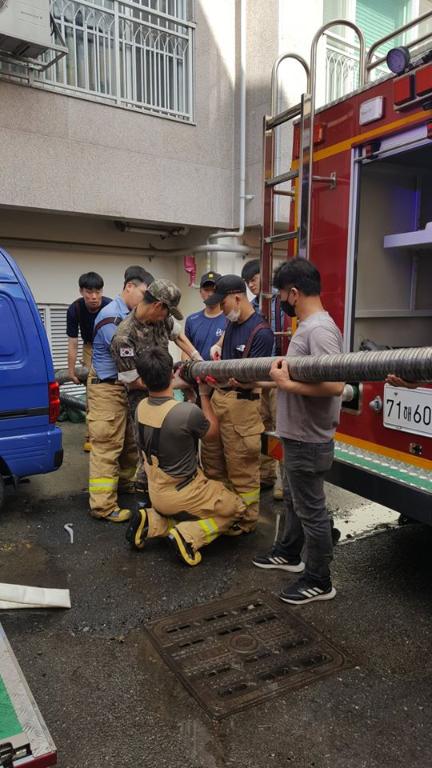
[48,381,60,423]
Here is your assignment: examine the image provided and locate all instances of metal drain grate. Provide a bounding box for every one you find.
[147,589,349,718]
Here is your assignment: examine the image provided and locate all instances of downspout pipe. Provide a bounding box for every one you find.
[197,0,251,260]
[118,1,251,269]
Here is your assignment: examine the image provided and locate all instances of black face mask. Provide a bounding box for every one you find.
[280,300,296,317]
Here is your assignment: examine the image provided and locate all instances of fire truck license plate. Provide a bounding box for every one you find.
[383,385,432,437]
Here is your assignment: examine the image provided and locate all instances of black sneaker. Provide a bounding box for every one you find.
[252,551,305,572]
[125,509,148,550]
[279,577,336,605]
[168,529,202,566]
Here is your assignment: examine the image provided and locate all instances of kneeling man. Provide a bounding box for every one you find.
[126,347,247,565]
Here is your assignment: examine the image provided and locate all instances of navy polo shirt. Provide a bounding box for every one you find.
[184,310,227,360]
[222,311,274,359]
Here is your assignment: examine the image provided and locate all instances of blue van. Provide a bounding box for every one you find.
[0,248,63,507]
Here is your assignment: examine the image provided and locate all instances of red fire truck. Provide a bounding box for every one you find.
[261,12,432,525]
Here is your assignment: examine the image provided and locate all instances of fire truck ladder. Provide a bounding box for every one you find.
[261,53,310,317]
[261,21,365,319]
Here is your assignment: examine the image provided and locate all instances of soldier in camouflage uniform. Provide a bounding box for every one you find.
[110,279,202,501]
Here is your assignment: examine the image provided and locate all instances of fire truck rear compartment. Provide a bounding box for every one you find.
[353,145,432,351]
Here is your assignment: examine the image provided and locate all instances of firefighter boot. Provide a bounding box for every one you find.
[126,509,149,550]
[168,529,202,566]
[105,508,132,523]
[134,481,151,508]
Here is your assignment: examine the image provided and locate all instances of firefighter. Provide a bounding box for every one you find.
[183,271,227,360]
[126,347,247,565]
[110,279,202,502]
[241,258,289,499]
[252,258,344,605]
[201,274,274,533]
[66,271,112,452]
[88,266,154,522]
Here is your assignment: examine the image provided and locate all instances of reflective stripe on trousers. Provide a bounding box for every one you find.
[88,381,138,517]
[144,458,246,551]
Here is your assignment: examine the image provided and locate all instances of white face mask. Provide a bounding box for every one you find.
[226,308,241,322]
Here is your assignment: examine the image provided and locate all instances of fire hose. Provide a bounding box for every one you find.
[59,392,87,413]
[55,368,88,413]
[55,366,88,385]
[55,346,432,415]
[179,346,432,385]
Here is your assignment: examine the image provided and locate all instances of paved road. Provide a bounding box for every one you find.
[1,424,431,768]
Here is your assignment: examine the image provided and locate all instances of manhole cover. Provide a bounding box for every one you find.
[147,589,349,718]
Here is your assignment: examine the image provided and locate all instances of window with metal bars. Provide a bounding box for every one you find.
[323,0,411,104]
[0,0,195,122]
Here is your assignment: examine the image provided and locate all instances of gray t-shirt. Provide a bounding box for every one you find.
[137,397,209,478]
[276,311,343,443]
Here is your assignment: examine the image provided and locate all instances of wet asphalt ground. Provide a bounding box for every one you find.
[1,423,432,768]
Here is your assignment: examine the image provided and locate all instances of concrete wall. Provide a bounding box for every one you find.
[242,0,279,228]
[0,0,331,308]
[0,0,236,230]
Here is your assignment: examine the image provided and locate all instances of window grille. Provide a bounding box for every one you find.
[324,31,388,105]
[0,0,195,122]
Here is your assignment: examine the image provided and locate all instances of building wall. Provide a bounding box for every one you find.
[7,0,425,317]
[244,0,324,228]
[0,209,211,326]
[0,0,236,230]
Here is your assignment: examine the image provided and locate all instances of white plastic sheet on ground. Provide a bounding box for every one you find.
[0,583,71,609]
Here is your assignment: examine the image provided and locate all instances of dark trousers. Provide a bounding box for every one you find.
[276,438,334,585]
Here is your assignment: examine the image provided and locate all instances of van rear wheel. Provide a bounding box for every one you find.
[0,476,4,510]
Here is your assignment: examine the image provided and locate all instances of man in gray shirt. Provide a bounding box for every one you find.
[253,258,344,605]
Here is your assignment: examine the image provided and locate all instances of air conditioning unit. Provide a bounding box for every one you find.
[0,0,54,59]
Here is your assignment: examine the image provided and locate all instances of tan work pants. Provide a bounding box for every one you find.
[82,343,93,442]
[145,459,246,551]
[201,389,263,532]
[259,387,284,486]
[82,342,92,370]
[131,408,148,490]
[88,378,138,517]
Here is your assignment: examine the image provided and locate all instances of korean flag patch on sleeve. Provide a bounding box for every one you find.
[120,347,134,357]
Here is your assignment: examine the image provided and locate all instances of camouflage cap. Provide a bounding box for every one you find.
[147,279,183,320]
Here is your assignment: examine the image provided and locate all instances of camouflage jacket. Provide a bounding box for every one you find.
[111,309,180,412]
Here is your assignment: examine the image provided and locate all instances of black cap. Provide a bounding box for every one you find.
[199,271,221,288]
[204,274,247,307]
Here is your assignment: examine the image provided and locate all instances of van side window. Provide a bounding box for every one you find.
[0,292,25,362]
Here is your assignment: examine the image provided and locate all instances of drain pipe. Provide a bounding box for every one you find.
[190,0,251,269]
[208,0,250,246]
[126,0,251,275]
